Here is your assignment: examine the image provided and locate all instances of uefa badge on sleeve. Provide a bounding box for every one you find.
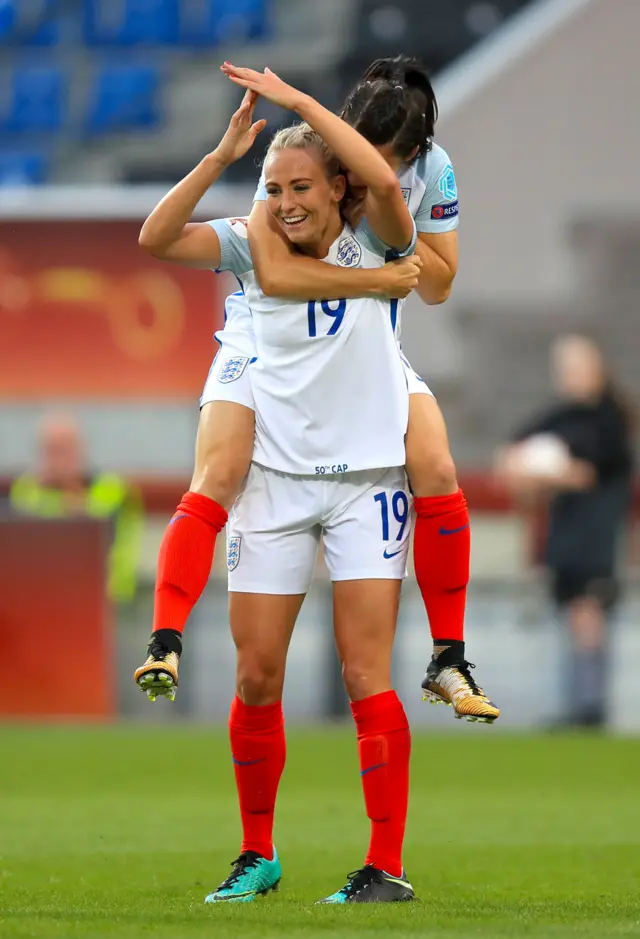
[227,536,242,572]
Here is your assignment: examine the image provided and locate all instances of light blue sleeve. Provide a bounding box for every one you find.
[206,217,254,275]
[356,216,417,260]
[414,144,460,234]
[253,167,267,201]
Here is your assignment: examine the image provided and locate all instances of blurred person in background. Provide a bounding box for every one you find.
[495,335,634,729]
[10,414,144,604]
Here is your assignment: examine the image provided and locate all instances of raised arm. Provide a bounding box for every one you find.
[222,64,414,252]
[247,201,420,300]
[138,91,266,268]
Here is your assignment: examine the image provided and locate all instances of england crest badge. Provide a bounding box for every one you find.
[218,356,249,384]
[227,536,242,572]
[336,235,362,267]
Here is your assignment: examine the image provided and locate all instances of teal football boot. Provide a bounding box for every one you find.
[204,849,281,903]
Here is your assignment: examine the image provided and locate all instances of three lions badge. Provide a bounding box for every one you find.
[218,356,249,384]
[227,536,242,572]
[336,235,362,268]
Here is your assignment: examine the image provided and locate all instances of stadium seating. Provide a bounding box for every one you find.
[81,0,269,46]
[0,150,48,185]
[0,0,532,185]
[2,64,65,133]
[180,0,270,45]
[82,0,180,46]
[0,0,59,46]
[84,63,161,133]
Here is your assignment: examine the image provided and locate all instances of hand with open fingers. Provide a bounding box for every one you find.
[379,255,422,298]
[221,62,304,111]
[213,89,267,166]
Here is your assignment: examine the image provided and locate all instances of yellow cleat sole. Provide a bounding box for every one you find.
[136,670,177,703]
[422,688,498,724]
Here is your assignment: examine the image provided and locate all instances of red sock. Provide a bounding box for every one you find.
[152,491,227,634]
[229,696,286,860]
[351,690,411,878]
[413,489,470,643]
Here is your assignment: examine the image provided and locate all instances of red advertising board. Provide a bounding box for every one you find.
[0,518,113,719]
[0,221,223,398]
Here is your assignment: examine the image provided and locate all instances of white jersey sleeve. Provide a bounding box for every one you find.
[207,216,254,277]
[410,143,459,234]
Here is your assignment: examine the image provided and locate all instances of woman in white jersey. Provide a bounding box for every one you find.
[139,87,420,903]
[136,57,498,724]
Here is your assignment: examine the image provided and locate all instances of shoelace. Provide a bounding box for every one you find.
[340,865,384,898]
[219,852,261,889]
[147,631,182,662]
[455,661,485,697]
[148,639,171,661]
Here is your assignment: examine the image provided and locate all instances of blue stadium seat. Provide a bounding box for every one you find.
[180,0,270,45]
[3,65,65,133]
[0,0,14,40]
[0,151,48,185]
[83,0,179,45]
[84,63,161,133]
[0,0,60,46]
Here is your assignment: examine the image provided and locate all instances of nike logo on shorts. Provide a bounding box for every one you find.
[383,547,404,559]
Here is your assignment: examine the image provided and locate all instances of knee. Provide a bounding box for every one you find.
[192,451,248,508]
[342,659,390,703]
[236,654,283,706]
[408,451,458,497]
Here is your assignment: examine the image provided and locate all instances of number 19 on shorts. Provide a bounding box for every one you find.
[374,490,409,544]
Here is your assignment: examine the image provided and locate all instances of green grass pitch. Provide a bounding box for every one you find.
[1,725,639,938]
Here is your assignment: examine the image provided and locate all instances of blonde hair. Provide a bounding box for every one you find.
[265,122,341,179]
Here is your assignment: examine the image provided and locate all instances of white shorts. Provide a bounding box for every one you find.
[200,330,256,411]
[401,352,433,396]
[227,463,412,594]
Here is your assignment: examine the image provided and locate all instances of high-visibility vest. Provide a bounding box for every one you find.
[9,473,144,603]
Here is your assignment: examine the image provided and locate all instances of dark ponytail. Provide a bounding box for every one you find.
[340,55,437,161]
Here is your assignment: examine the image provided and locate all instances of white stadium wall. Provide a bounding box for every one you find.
[435,0,640,307]
[399,0,640,379]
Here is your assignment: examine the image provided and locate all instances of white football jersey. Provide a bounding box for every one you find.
[218,142,458,347]
[208,217,414,476]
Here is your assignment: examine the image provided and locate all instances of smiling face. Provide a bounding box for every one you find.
[264,146,346,257]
